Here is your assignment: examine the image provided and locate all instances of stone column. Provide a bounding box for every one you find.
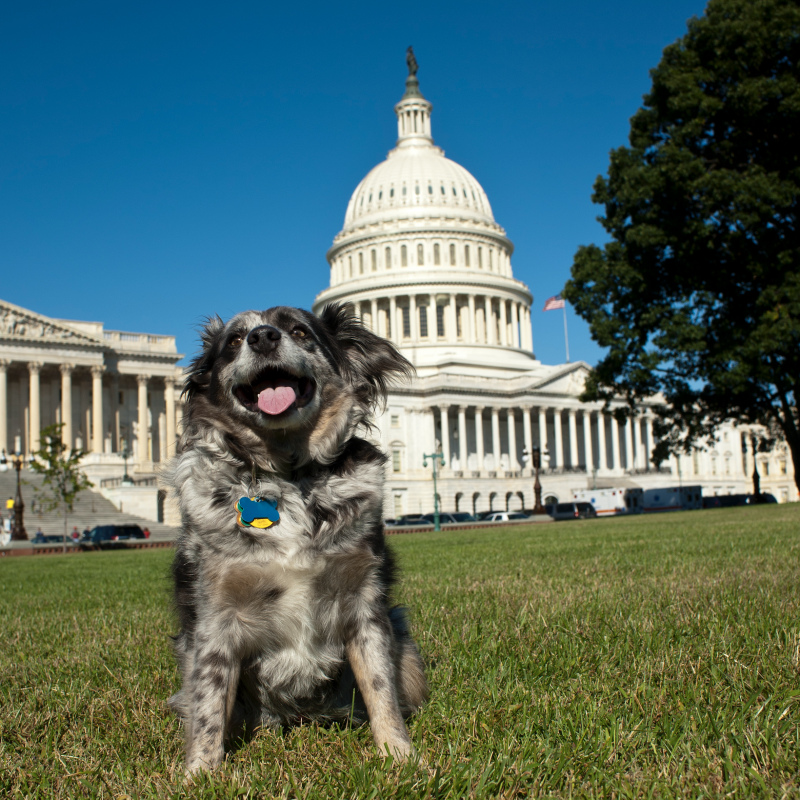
[598,412,608,471]
[389,296,397,343]
[583,410,594,471]
[524,307,533,351]
[499,299,508,346]
[624,418,634,471]
[491,407,501,471]
[511,302,520,348]
[485,297,495,345]
[568,409,578,467]
[634,416,644,469]
[91,365,105,454]
[370,299,378,333]
[507,409,517,472]
[467,295,476,343]
[522,406,533,475]
[449,294,457,343]
[646,415,655,469]
[439,405,450,470]
[137,375,149,467]
[611,416,621,471]
[28,362,42,456]
[59,364,74,450]
[553,408,564,468]
[458,405,468,470]
[164,376,176,460]
[0,360,8,453]
[475,406,485,473]
[538,407,548,456]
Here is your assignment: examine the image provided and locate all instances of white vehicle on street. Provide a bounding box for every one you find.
[571,488,644,517]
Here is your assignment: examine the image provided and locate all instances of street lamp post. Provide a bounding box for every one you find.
[531,444,546,515]
[121,439,132,485]
[422,450,446,531]
[10,451,27,541]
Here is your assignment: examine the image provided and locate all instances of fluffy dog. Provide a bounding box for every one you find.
[160,303,428,774]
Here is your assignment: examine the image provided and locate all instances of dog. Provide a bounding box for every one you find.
[160,303,428,774]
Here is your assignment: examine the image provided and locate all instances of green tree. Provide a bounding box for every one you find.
[564,0,800,493]
[30,424,93,552]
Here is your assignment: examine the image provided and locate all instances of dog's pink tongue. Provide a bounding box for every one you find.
[257,385,297,415]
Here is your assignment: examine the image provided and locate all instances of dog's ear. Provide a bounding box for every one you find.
[182,315,224,400]
[319,303,414,411]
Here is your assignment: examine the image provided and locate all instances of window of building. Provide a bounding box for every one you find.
[402,306,411,338]
[452,186,457,196]
[390,188,394,198]
[464,245,470,267]
[371,249,377,271]
[419,305,428,338]
[378,191,382,200]
[415,184,420,195]
[449,243,456,266]
[763,461,770,476]
[368,194,372,203]
[441,185,445,194]
[385,246,391,269]
[402,185,407,196]
[428,184,433,194]
[463,188,467,197]
[433,243,440,265]
[118,391,124,405]
[478,247,483,269]
[391,414,400,428]
[692,450,699,475]
[711,456,717,475]
[780,460,787,475]
[489,249,494,271]
[725,456,731,475]
[436,305,445,337]
[401,245,408,267]
[417,244,424,266]
[392,450,401,472]
[385,307,391,338]
[723,431,729,442]
[393,494,403,516]
[348,256,353,277]
[456,302,462,338]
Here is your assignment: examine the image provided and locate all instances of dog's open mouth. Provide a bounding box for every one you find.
[234,368,316,416]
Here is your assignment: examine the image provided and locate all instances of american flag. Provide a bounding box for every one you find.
[543,295,565,311]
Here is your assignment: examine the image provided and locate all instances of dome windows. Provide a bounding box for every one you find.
[371,249,377,272]
[433,243,441,265]
[428,184,433,195]
[449,244,456,266]
[440,185,446,195]
[478,247,483,269]
[368,194,373,203]
[401,245,408,267]
[415,184,420,195]
[390,188,395,198]
[464,245,471,267]
[359,252,364,274]
[452,187,457,197]
[419,305,429,338]
[463,188,468,198]
[385,246,392,269]
[417,244,424,265]
[348,256,353,277]
[402,186,407,196]
[378,191,383,200]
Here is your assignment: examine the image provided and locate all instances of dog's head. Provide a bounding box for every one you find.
[181,303,413,466]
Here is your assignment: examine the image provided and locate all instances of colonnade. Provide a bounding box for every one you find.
[0,359,178,468]
[357,292,532,350]
[427,404,658,476]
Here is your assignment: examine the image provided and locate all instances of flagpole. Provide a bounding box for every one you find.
[563,304,570,363]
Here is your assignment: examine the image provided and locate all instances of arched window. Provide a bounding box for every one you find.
[402,186,407,196]
[402,305,411,338]
[464,245,471,267]
[441,185,446,195]
[478,247,483,269]
[419,305,428,338]
[385,246,391,269]
[348,256,353,277]
[452,186,457,196]
[489,249,494,271]
[417,244,424,265]
[436,305,445,337]
[359,252,364,274]
[390,188,394,198]
[415,184,420,195]
[449,244,456,266]
[371,249,377,271]
[401,245,408,267]
[433,243,440,265]
[428,184,433,194]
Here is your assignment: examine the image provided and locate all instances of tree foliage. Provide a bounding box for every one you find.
[563,0,800,491]
[30,423,93,551]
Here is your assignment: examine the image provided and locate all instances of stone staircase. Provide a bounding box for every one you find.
[0,467,177,541]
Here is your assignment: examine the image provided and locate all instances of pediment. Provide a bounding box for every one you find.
[0,299,104,347]
[531,363,592,397]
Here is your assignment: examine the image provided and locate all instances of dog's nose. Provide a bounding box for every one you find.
[247,325,282,354]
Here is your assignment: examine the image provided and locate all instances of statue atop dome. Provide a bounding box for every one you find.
[406,46,418,76]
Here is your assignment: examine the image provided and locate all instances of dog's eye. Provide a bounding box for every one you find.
[229,335,244,349]
[290,327,308,339]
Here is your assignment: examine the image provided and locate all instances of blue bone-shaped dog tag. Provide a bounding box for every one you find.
[235,496,280,529]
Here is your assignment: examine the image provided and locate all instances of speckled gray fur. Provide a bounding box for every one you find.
[160,304,427,775]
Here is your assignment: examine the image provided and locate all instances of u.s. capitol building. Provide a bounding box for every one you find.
[312,60,797,514]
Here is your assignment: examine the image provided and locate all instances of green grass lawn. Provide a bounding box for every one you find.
[1,506,799,799]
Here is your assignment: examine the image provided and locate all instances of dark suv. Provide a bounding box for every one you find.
[85,525,146,548]
[551,502,597,521]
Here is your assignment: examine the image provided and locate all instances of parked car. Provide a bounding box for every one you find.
[393,515,433,527]
[484,511,531,523]
[550,502,598,521]
[87,524,146,544]
[420,512,478,525]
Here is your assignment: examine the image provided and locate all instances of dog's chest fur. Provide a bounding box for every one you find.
[169,437,388,695]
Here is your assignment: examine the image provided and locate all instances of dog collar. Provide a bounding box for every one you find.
[235,496,280,529]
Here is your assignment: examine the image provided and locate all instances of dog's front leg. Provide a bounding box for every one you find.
[346,611,414,761]
[183,636,241,774]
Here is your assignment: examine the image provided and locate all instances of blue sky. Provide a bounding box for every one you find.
[2,0,707,366]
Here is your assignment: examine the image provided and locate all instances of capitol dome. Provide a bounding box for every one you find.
[314,57,536,376]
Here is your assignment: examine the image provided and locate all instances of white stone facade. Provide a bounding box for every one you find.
[314,66,797,514]
[0,298,184,486]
